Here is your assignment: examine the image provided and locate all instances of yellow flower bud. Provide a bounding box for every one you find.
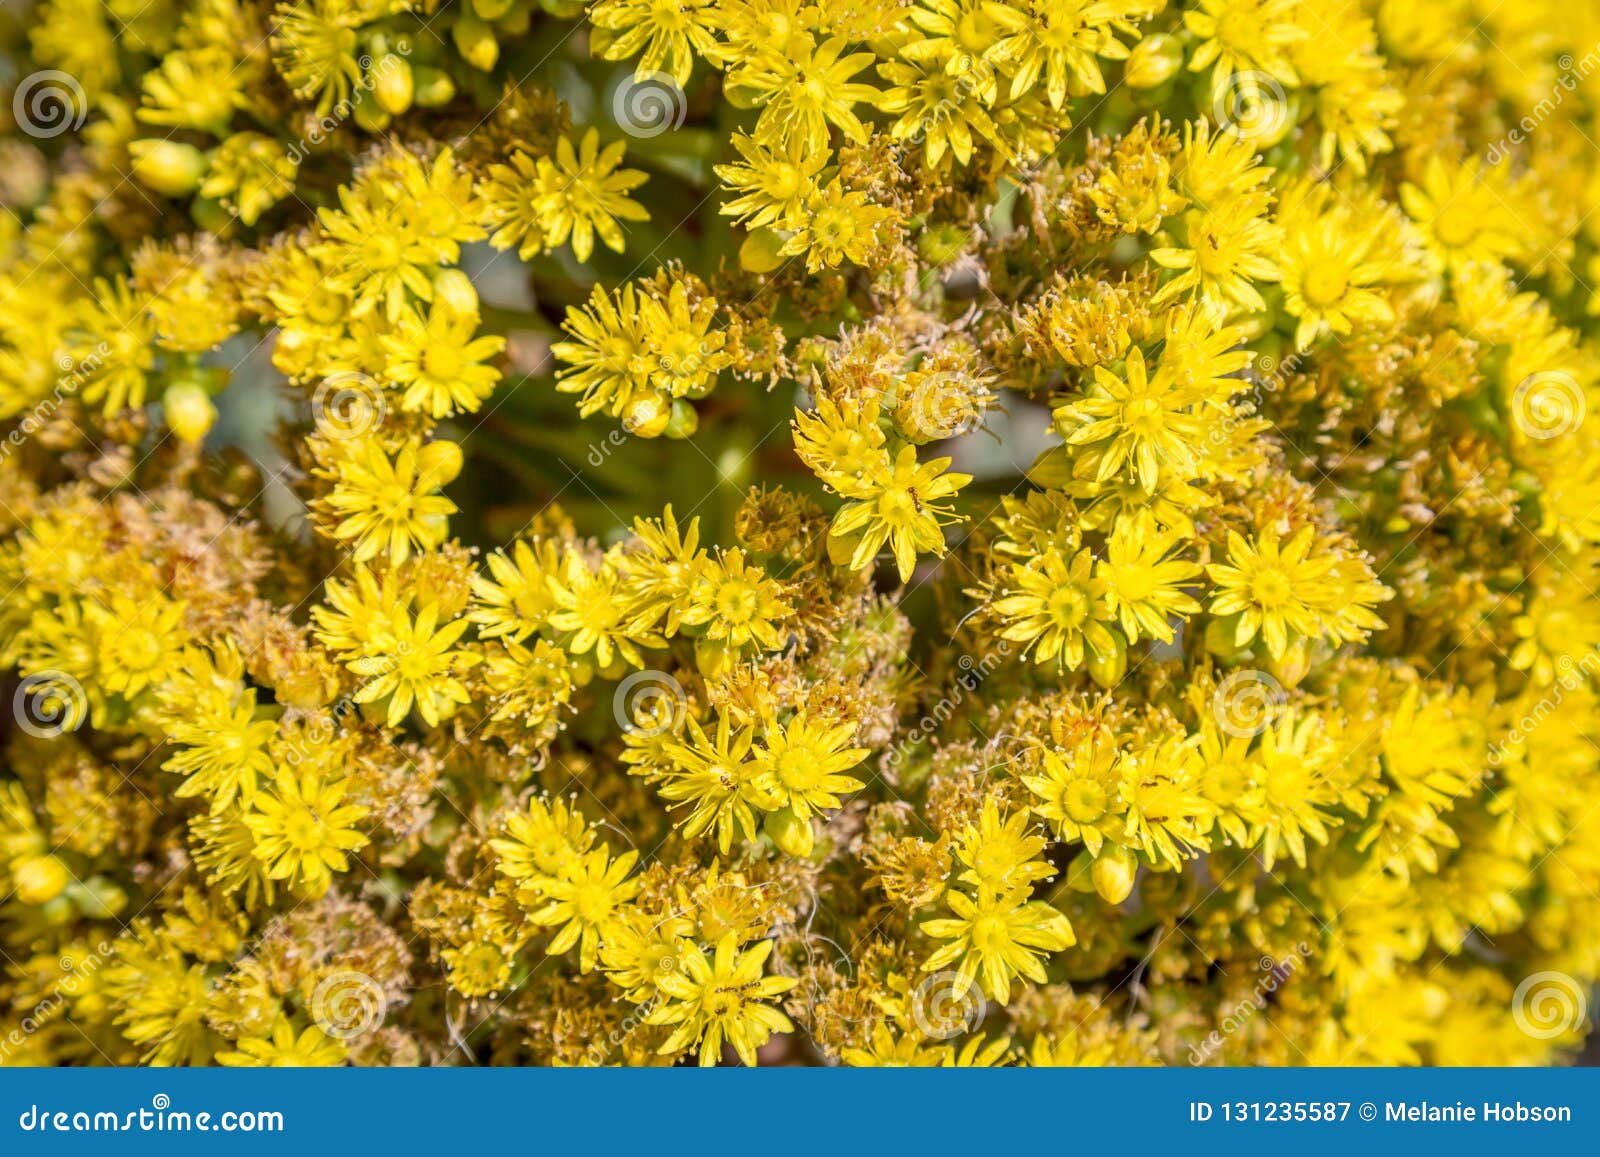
[1066,848,1097,893]
[130,140,208,197]
[372,54,414,116]
[764,806,815,857]
[1124,34,1184,89]
[739,228,788,274]
[1267,636,1312,689]
[621,392,671,438]
[1205,615,1251,660]
[1088,631,1127,689]
[72,875,128,919]
[352,97,391,133]
[1091,845,1139,905]
[162,381,218,443]
[13,854,70,906]
[453,10,500,71]
[417,439,464,487]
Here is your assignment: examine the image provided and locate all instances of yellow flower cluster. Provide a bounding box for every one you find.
[1,0,1598,1068]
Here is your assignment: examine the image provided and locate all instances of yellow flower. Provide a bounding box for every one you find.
[1207,526,1340,657]
[163,688,277,812]
[551,281,653,419]
[217,1017,347,1067]
[1184,0,1307,95]
[753,710,868,834]
[546,552,663,668]
[952,799,1058,893]
[715,131,826,229]
[92,594,188,699]
[992,550,1118,670]
[1020,738,1125,853]
[600,909,696,1000]
[323,438,462,566]
[1399,156,1521,271]
[1278,203,1398,349]
[730,35,878,154]
[660,710,779,854]
[347,600,479,728]
[590,0,724,86]
[878,53,1004,166]
[682,548,793,651]
[645,934,797,1066]
[921,886,1075,1002]
[490,795,597,884]
[1150,202,1282,316]
[381,303,505,418]
[984,0,1134,108]
[1056,347,1206,492]
[780,181,899,272]
[313,147,483,324]
[482,129,649,263]
[830,445,971,583]
[1098,513,1202,643]
[470,537,563,642]
[525,846,642,972]
[245,768,369,898]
